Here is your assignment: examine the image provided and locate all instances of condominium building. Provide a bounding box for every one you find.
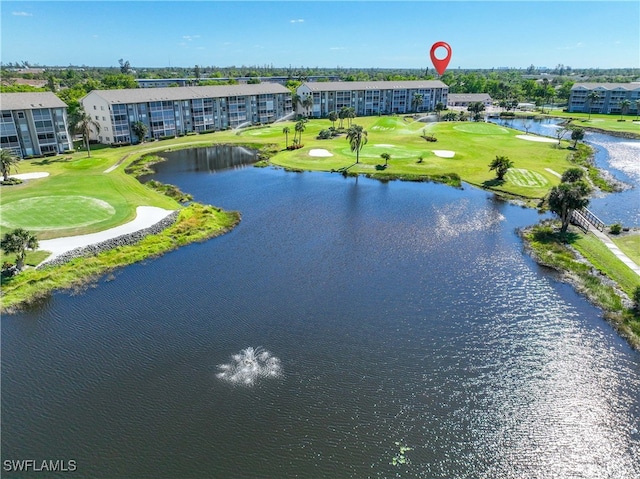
[568,83,640,114]
[0,92,72,157]
[80,84,293,144]
[296,80,448,118]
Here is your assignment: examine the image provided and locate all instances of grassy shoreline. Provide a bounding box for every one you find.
[520,222,640,351]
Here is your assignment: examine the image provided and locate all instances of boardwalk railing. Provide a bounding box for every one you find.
[571,210,590,233]
[579,207,606,231]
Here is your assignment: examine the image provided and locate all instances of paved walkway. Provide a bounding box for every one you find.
[589,228,640,276]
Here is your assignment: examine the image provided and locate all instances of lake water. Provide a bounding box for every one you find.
[2,144,640,478]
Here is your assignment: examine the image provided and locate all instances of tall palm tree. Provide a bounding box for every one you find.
[71,109,101,157]
[380,152,391,167]
[346,107,356,128]
[618,99,631,120]
[338,107,348,129]
[434,102,445,120]
[585,91,600,120]
[1,228,39,271]
[0,148,20,181]
[294,120,306,145]
[346,124,368,164]
[412,93,424,113]
[282,126,290,148]
[302,96,314,117]
[328,111,338,128]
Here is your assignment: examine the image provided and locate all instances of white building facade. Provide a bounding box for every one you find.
[296,80,449,118]
[0,92,72,158]
[81,84,293,144]
[568,83,640,115]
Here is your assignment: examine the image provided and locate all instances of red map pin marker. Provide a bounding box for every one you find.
[430,41,452,76]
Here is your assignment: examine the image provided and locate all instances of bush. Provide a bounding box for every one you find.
[1,177,23,186]
[500,112,516,118]
[609,223,622,234]
[317,129,332,140]
[634,286,640,311]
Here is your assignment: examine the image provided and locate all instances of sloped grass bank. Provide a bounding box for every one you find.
[1,204,240,312]
[520,221,640,350]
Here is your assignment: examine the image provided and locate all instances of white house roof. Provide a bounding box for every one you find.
[301,80,448,92]
[83,84,291,104]
[0,92,68,110]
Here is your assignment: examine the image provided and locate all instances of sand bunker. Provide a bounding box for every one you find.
[432,150,455,158]
[374,144,395,148]
[10,172,50,180]
[309,149,333,157]
[516,135,557,143]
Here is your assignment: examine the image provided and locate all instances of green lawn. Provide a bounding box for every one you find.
[546,109,640,136]
[261,117,575,199]
[612,233,640,267]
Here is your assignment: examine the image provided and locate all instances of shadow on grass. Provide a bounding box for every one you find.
[482,178,506,188]
[32,157,74,166]
[531,225,582,245]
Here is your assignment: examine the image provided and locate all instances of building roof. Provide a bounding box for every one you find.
[447,93,492,102]
[571,82,640,91]
[0,91,68,110]
[83,83,291,104]
[301,80,448,92]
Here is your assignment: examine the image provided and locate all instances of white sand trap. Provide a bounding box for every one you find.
[432,150,455,158]
[309,149,333,157]
[375,144,396,148]
[38,206,176,263]
[516,134,557,143]
[10,172,50,180]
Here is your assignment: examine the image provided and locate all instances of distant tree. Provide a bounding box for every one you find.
[346,124,368,163]
[118,58,132,75]
[570,126,585,148]
[0,148,20,181]
[619,99,631,120]
[548,181,591,233]
[380,152,391,167]
[282,126,290,148]
[489,155,513,181]
[71,109,101,157]
[434,102,445,119]
[346,107,356,128]
[636,100,640,120]
[131,121,148,143]
[1,228,39,271]
[338,106,349,128]
[194,65,201,80]
[467,101,485,121]
[555,126,570,146]
[585,91,600,119]
[328,111,338,128]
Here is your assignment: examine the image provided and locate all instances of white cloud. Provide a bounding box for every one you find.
[290,19,304,23]
[12,11,33,16]
[182,35,201,41]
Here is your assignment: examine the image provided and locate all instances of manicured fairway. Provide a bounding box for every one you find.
[505,168,551,188]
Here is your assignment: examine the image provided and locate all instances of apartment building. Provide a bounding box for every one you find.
[296,80,448,118]
[568,83,640,114]
[447,93,493,109]
[81,84,293,144]
[0,92,72,158]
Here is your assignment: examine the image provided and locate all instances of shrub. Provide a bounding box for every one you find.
[609,223,622,235]
[317,129,332,140]
[1,177,23,186]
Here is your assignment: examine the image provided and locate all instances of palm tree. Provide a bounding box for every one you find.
[585,91,600,120]
[328,111,338,129]
[635,100,640,120]
[71,109,101,157]
[0,148,20,181]
[380,152,391,167]
[434,102,445,120]
[302,96,314,117]
[338,107,348,129]
[282,126,290,149]
[618,99,631,120]
[412,93,424,113]
[570,126,585,148]
[346,107,356,128]
[1,228,39,271]
[489,155,513,181]
[294,120,306,145]
[548,181,591,233]
[346,124,368,164]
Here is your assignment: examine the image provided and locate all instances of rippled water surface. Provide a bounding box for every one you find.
[2,147,639,478]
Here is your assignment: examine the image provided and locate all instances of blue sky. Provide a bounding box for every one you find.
[2,1,638,69]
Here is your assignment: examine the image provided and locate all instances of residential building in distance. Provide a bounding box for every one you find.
[81,84,293,144]
[0,92,72,157]
[296,80,449,118]
[568,83,640,114]
[447,93,493,109]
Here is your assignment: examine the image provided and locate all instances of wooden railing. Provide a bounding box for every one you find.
[578,207,606,231]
